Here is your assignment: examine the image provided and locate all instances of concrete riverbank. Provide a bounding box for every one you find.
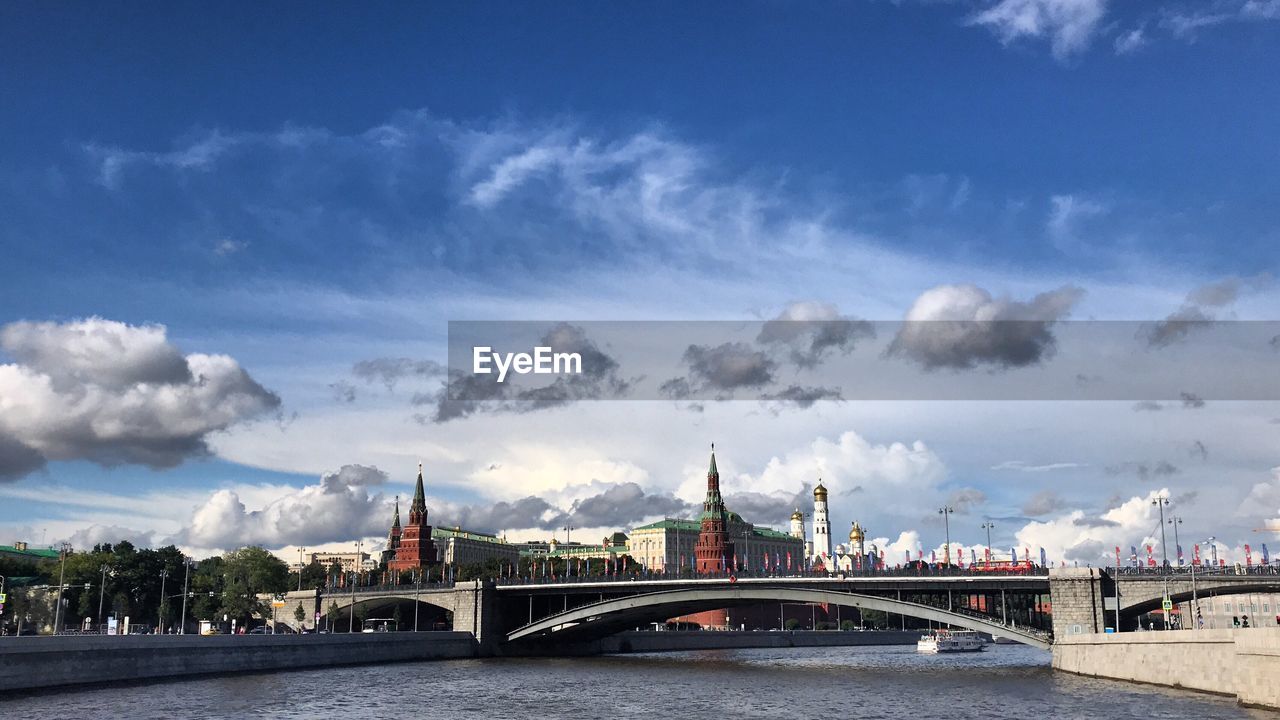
[0,631,478,693]
[1053,628,1280,710]
[600,629,919,653]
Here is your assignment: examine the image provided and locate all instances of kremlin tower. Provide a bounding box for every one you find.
[812,480,832,570]
[380,496,402,566]
[694,444,735,574]
[389,463,438,573]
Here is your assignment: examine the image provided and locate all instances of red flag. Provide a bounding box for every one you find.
[1114,546,1121,568]
[1193,544,1201,566]
[1146,545,1155,567]
[786,552,792,571]
[1245,545,1253,567]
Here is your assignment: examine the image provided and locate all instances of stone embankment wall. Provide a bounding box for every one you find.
[1053,628,1280,710]
[0,631,477,693]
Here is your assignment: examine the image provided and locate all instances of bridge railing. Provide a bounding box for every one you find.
[493,565,1049,587]
[1113,564,1280,578]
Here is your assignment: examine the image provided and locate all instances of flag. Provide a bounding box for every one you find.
[784,552,789,571]
[1193,544,1201,566]
[930,550,936,564]
[1263,544,1270,564]
[1176,545,1184,566]
[1115,546,1121,568]
[984,547,991,565]
[971,548,977,566]
[1146,545,1155,567]
[1245,545,1253,567]
[1130,546,1139,567]
[1011,548,1017,563]
[1039,548,1047,568]
[906,550,911,564]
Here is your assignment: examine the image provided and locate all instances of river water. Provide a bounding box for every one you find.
[2,644,1269,719]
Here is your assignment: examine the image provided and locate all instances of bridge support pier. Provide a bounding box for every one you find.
[451,580,501,655]
[1048,568,1113,638]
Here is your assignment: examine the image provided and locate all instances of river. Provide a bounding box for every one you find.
[1,644,1269,719]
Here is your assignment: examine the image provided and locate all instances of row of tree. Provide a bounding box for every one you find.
[0,542,291,633]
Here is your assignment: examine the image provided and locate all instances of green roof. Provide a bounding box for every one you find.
[431,527,507,545]
[0,545,60,560]
[630,518,797,541]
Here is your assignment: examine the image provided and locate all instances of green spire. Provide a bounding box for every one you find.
[411,462,426,514]
[708,442,718,476]
[391,495,401,529]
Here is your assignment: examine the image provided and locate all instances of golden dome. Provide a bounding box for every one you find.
[813,481,828,500]
[790,508,804,522]
[849,521,864,542]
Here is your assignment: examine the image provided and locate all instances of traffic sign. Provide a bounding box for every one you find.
[0,592,7,604]
[271,601,286,608]
[1162,598,1173,611]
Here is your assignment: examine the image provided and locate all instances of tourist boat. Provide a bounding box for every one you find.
[916,629,986,653]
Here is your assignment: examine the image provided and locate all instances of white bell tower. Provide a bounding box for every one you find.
[812,480,832,569]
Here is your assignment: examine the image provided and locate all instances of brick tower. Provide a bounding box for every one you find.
[380,496,402,567]
[695,444,734,574]
[389,463,437,572]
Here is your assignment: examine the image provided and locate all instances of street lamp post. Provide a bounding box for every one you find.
[1152,495,1171,568]
[53,542,71,634]
[981,521,995,568]
[938,507,954,565]
[1168,517,1183,566]
[297,546,306,592]
[158,569,169,633]
[97,564,111,628]
[1152,494,1171,630]
[348,540,362,633]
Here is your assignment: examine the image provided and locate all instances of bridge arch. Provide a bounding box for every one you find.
[323,594,454,630]
[506,587,1051,650]
[1121,581,1280,619]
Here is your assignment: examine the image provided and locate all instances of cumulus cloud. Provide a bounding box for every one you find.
[681,342,777,391]
[887,284,1083,370]
[1015,489,1172,566]
[756,301,874,369]
[723,484,815,527]
[567,482,690,528]
[968,0,1110,60]
[177,464,391,550]
[1132,400,1164,412]
[67,524,158,550]
[0,318,280,481]
[1144,276,1270,348]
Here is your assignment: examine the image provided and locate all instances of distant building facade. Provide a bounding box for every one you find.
[432,527,520,565]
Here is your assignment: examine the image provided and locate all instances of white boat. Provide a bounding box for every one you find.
[916,629,986,653]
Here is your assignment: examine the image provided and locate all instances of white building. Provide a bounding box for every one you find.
[629,516,804,572]
[812,481,833,568]
[431,527,521,566]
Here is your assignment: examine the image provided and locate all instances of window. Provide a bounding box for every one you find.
[1224,601,1232,612]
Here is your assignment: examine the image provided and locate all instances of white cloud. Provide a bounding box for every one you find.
[969,0,1109,60]
[0,318,280,480]
[1113,26,1148,54]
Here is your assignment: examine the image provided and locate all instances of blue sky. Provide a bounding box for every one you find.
[1,0,1279,564]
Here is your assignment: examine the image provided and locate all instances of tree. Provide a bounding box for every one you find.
[784,618,801,631]
[288,561,329,592]
[219,546,289,625]
[839,620,857,632]
[294,604,306,625]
